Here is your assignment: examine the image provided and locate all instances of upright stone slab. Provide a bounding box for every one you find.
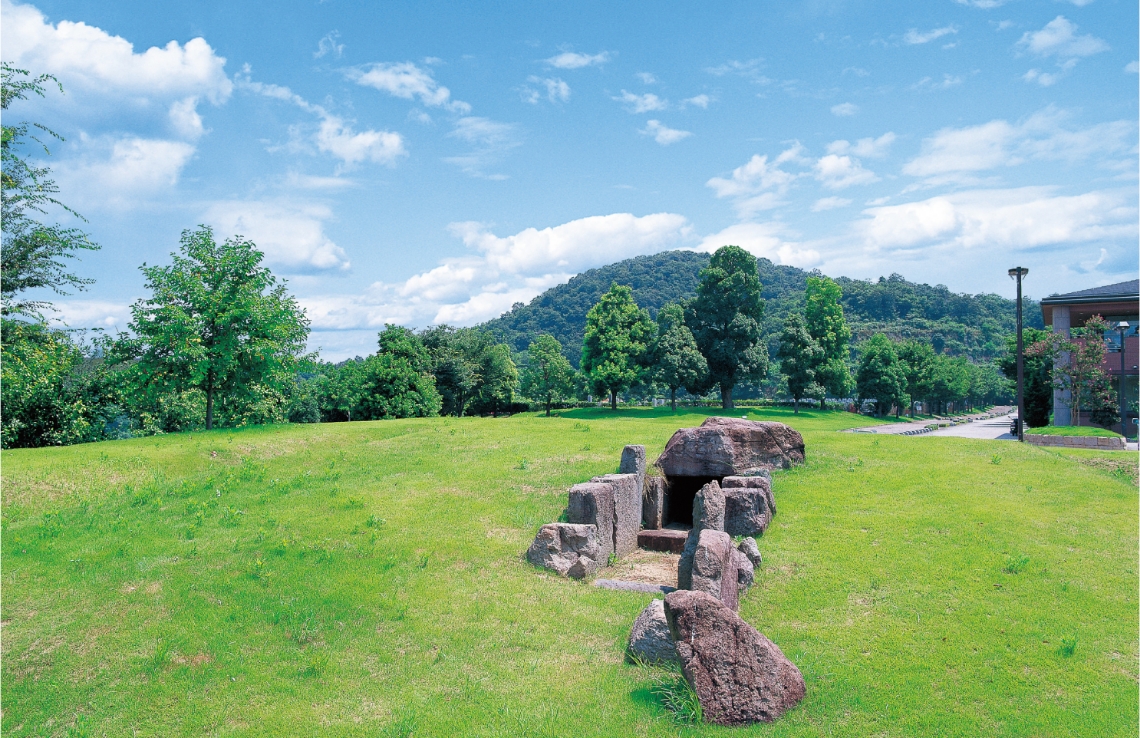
[567,483,614,564]
[620,444,647,493]
[678,481,726,590]
[593,473,640,558]
[722,475,776,517]
[656,418,805,478]
[643,475,667,530]
[689,529,742,611]
[723,488,771,537]
[663,590,805,726]
[525,523,601,579]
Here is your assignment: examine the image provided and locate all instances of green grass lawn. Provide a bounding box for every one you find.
[1027,425,1123,438]
[3,407,1137,736]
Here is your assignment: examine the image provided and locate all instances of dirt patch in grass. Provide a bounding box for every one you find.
[603,549,679,587]
[1071,456,1139,486]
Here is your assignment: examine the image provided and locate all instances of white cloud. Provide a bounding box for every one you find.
[705,59,770,83]
[827,132,896,158]
[706,146,804,217]
[954,0,1007,7]
[640,120,691,146]
[636,72,658,84]
[50,299,132,328]
[444,117,519,178]
[615,90,667,113]
[911,74,964,91]
[683,94,710,109]
[57,137,195,207]
[521,76,570,104]
[314,31,344,59]
[348,61,471,113]
[300,212,692,331]
[1126,61,1140,74]
[904,26,958,45]
[903,109,1134,178]
[239,75,406,168]
[1018,16,1108,59]
[857,187,1136,252]
[544,51,611,69]
[1022,69,1060,87]
[831,102,858,116]
[696,223,820,268]
[812,196,853,212]
[814,155,879,189]
[203,201,351,273]
[1,0,232,104]
[168,97,205,139]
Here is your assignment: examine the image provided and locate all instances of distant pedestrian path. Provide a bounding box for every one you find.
[847,406,1015,440]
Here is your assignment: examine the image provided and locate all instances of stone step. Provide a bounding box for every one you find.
[638,528,689,554]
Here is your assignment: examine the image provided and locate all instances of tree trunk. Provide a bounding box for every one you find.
[820,396,827,411]
[545,395,551,417]
[793,397,799,414]
[205,375,214,430]
[610,389,618,411]
[721,383,733,410]
[670,387,677,412]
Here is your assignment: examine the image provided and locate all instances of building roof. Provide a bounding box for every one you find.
[1040,279,1140,306]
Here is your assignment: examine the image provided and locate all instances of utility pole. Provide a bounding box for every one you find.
[1008,267,1029,441]
[1117,321,1130,437]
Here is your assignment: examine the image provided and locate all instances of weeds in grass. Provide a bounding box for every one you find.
[346,497,364,509]
[219,506,243,527]
[381,713,417,738]
[1003,554,1030,574]
[146,637,172,673]
[647,664,702,724]
[250,558,268,581]
[367,514,386,528]
[302,650,329,677]
[516,458,529,470]
[991,454,1002,465]
[1059,636,1078,657]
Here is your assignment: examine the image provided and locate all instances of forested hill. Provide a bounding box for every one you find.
[479,250,1043,366]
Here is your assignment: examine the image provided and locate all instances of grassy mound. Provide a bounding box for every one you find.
[1027,425,1123,438]
[3,408,1136,736]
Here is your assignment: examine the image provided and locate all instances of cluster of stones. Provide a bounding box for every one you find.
[526,417,809,726]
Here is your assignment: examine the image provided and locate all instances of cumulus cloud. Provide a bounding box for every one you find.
[815,155,879,189]
[696,223,820,268]
[444,117,519,178]
[1019,16,1108,59]
[520,76,570,104]
[812,196,853,212]
[954,0,1006,6]
[902,108,1134,179]
[544,51,611,69]
[831,102,858,116]
[300,212,692,331]
[683,94,710,109]
[911,73,963,91]
[636,72,657,84]
[904,26,958,45]
[49,299,132,328]
[614,90,667,113]
[56,137,195,207]
[347,61,471,113]
[203,201,351,273]
[827,132,896,158]
[705,59,770,83]
[1,0,232,104]
[640,120,691,145]
[239,75,406,168]
[856,187,1136,252]
[706,146,804,217]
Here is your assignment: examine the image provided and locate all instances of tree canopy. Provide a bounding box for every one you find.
[581,283,654,409]
[520,334,577,416]
[804,275,852,406]
[778,313,823,413]
[856,334,909,417]
[686,245,768,409]
[650,302,708,411]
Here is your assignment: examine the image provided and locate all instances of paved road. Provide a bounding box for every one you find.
[923,416,1016,440]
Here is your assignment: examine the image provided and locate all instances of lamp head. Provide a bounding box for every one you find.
[1116,321,1131,330]
[1007,267,1029,279]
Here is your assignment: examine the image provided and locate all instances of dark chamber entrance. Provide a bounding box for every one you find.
[665,476,717,527]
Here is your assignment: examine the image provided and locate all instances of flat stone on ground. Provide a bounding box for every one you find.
[638,528,688,554]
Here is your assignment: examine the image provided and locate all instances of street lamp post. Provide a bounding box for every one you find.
[1008,267,1029,441]
[1116,321,1130,437]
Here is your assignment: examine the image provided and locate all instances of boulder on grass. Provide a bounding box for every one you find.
[677,481,726,590]
[627,599,678,664]
[663,590,805,726]
[734,548,754,594]
[656,418,805,478]
[721,474,776,517]
[592,473,641,558]
[738,537,762,568]
[642,475,667,530]
[525,523,601,579]
[567,483,615,564]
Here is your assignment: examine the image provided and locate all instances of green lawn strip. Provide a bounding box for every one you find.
[3,410,1136,736]
[1027,425,1123,438]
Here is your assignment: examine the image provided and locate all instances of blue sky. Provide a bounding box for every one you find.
[4,0,1137,359]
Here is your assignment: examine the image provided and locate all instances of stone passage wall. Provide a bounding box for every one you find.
[1025,433,1125,450]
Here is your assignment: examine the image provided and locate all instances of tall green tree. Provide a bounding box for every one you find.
[421,326,487,416]
[804,275,852,408]
[1,64,99,319]
[357,325,442,419]
[650,303,708,411]
[686,246,769,409]
[778,313,823,414]
[856,334,909,417]
[520,334,576,416]
[997,327,1051,427]
[113,226,310,430]
[470,343,518,417]
[581,283,654,410]
[896,339,936,416]
[316,358,368,422]
[927,355,971,415]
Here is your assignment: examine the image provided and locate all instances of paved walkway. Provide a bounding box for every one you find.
[923,415,1015,440]
[848,406,1014,438]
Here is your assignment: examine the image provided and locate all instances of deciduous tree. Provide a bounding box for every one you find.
[856,334,909,417]
[650,303,708,411]
[777,313,823,414]
[804,275,852,408]
[357,325,442,419]
[581,283,654,410]
[520,334,576,416]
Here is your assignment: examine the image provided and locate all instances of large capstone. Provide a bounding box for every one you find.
[663,590,806,726]
[525,523,601,579]
[567,483,614,564]
[626,599,678,664]
[656,418,805,478]
[592,473,641,558]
